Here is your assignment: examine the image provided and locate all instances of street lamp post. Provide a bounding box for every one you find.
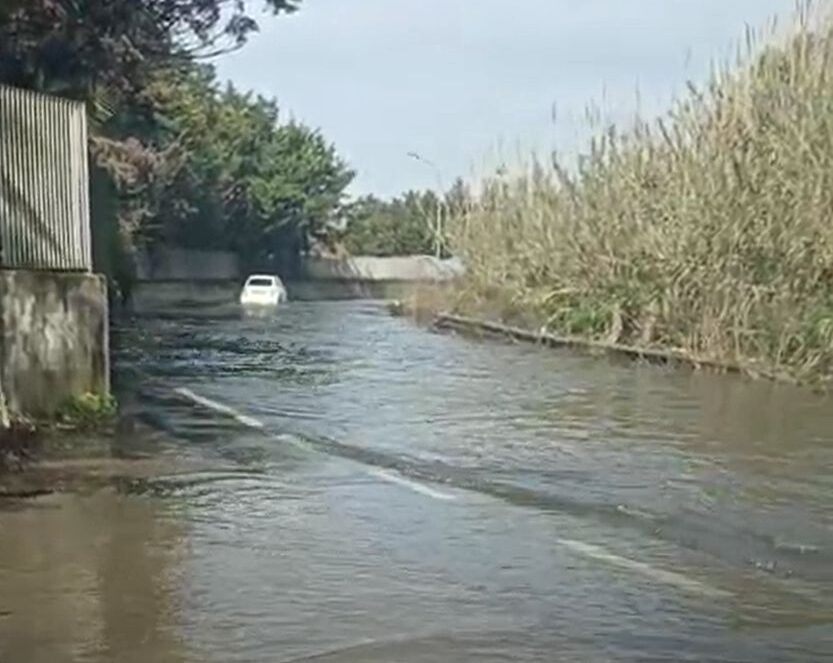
[407,151,444,259]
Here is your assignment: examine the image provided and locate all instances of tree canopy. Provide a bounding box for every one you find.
[1,0,462,289]
[0,1,300,99]
[0,0,359,284]
[150,68,354,267]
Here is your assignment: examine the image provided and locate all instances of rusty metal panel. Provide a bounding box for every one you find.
[0,85,92,271]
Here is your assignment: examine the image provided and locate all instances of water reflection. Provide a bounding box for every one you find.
[0,491,188,663]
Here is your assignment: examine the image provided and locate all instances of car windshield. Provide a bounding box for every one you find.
[247,278,274,287]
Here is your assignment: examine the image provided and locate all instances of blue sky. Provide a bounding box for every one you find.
[216,0,796,196]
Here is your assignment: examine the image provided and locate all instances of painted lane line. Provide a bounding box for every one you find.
[559,538,730,599]
[175,388,456,501]
[234,413,266,430]
[174,387,265,430]
[368,468,457,501]
[173,388,725,596]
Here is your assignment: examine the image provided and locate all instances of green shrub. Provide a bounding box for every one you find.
[57,392,118,431]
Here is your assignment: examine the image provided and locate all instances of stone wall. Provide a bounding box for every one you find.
[0,270,109,417]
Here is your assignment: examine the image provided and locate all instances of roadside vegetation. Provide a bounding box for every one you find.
[56,393,119,432]
[444,10,833,383]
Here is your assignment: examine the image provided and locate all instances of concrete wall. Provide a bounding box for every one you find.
[287,255,464,301]
[130,250,465,309]
[286,280,419,301]
[136,250,464,285]
[0,270,109,417]
[131,248,240,313]
[135,247,240,282]
[132,278,421,307]
[131,281,239,311]
[301,255,464,282]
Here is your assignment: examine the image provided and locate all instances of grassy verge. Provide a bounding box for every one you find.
[443,8,833,384]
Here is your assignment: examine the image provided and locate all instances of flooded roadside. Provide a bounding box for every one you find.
[0,489,189,663]
[2,300,832,662]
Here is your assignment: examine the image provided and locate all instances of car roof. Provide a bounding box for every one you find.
[246,274,278,281]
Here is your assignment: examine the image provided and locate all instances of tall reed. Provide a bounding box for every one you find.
[450,7,833,381]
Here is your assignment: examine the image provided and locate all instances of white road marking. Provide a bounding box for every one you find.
[175,388,456,501]
[174,387,265,429]
[559,538,730,598]
[174,387,728,597]
[367,468,457,501]
[234,413,266,430]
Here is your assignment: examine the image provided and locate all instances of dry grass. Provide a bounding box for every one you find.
[448,6,833,382]
[388,282,461,324]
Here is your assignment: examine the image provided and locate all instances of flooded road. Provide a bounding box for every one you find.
[2,300,833,662]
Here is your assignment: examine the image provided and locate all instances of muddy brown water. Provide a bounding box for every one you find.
[1,300,832,662]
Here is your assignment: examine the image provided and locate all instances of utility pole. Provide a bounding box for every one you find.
[407,152,445,259]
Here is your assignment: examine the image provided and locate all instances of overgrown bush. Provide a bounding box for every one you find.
[57,393,118,431]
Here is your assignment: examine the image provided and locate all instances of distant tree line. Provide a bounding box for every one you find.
[339,178,469,258]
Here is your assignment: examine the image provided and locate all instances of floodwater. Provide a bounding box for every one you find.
[2,300,832,662]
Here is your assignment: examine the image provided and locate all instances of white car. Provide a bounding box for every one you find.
[239,274,288,307]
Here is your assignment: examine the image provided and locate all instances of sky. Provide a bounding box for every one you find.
[216,0,797,197]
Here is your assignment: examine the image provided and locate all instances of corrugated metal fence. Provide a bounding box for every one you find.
[0,85,92,271]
